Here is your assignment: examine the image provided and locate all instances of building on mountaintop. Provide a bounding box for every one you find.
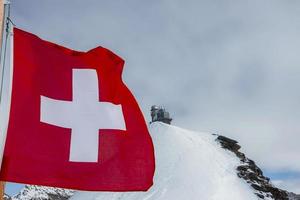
[150,105,172,124]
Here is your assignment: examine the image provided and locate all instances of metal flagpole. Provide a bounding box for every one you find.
[0,0,10,104]
[0,0,11,199]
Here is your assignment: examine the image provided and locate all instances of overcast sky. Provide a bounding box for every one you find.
[9,0,300,194]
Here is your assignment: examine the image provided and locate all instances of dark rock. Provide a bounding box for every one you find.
[251,183,264,191]
[236,152,246,162]
[3,194,11,200]
[256,193,265,199]
[216,136,241,152]
[216,134,291,200]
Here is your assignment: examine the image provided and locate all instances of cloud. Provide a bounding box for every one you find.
[11,0,300,186]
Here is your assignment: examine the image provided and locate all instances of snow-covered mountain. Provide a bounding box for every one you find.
[70,122,295,200]
[6,122,298,200]
[4,185,74,200]
[289,193,300,200]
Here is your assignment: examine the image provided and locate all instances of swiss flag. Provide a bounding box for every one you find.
[0,28,155,191]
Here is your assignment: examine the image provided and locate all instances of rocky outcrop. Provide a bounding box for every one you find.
[6,185,74,200]
[4,193,11,200]
[216,135,290,200]
[288,192,300,200]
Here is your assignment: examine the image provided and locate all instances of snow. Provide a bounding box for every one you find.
[12,185,74,200]
[71,122,258,200]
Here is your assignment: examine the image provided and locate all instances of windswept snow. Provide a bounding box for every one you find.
[71,122,257,200]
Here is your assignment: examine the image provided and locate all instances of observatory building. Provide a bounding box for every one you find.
[150,105,172,124]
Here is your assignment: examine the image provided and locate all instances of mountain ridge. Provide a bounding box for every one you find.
[4,122,299,200]
[71,122,284,200]
[216,135,290,199]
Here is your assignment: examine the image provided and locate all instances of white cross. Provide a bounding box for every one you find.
[40,69,126,162]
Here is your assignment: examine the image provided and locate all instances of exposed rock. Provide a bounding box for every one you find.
[7,185,74,200]
[216,135,241,152]
[288,192,300,200]
[216,135,290,200]
[4,193,11,200]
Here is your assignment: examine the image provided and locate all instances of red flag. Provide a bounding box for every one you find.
[0,28,155,191]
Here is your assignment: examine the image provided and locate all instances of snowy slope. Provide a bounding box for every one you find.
[71,122,258,200]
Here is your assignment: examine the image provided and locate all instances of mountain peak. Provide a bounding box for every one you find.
[6,123,299,200]
[5,185,74,200]
[71,122,262,199]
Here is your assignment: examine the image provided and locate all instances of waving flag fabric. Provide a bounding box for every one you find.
[0,28,155,191]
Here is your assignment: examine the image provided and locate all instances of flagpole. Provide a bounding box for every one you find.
[0,0,4,198]
[0,0,11,199]
[0,0,10,104]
